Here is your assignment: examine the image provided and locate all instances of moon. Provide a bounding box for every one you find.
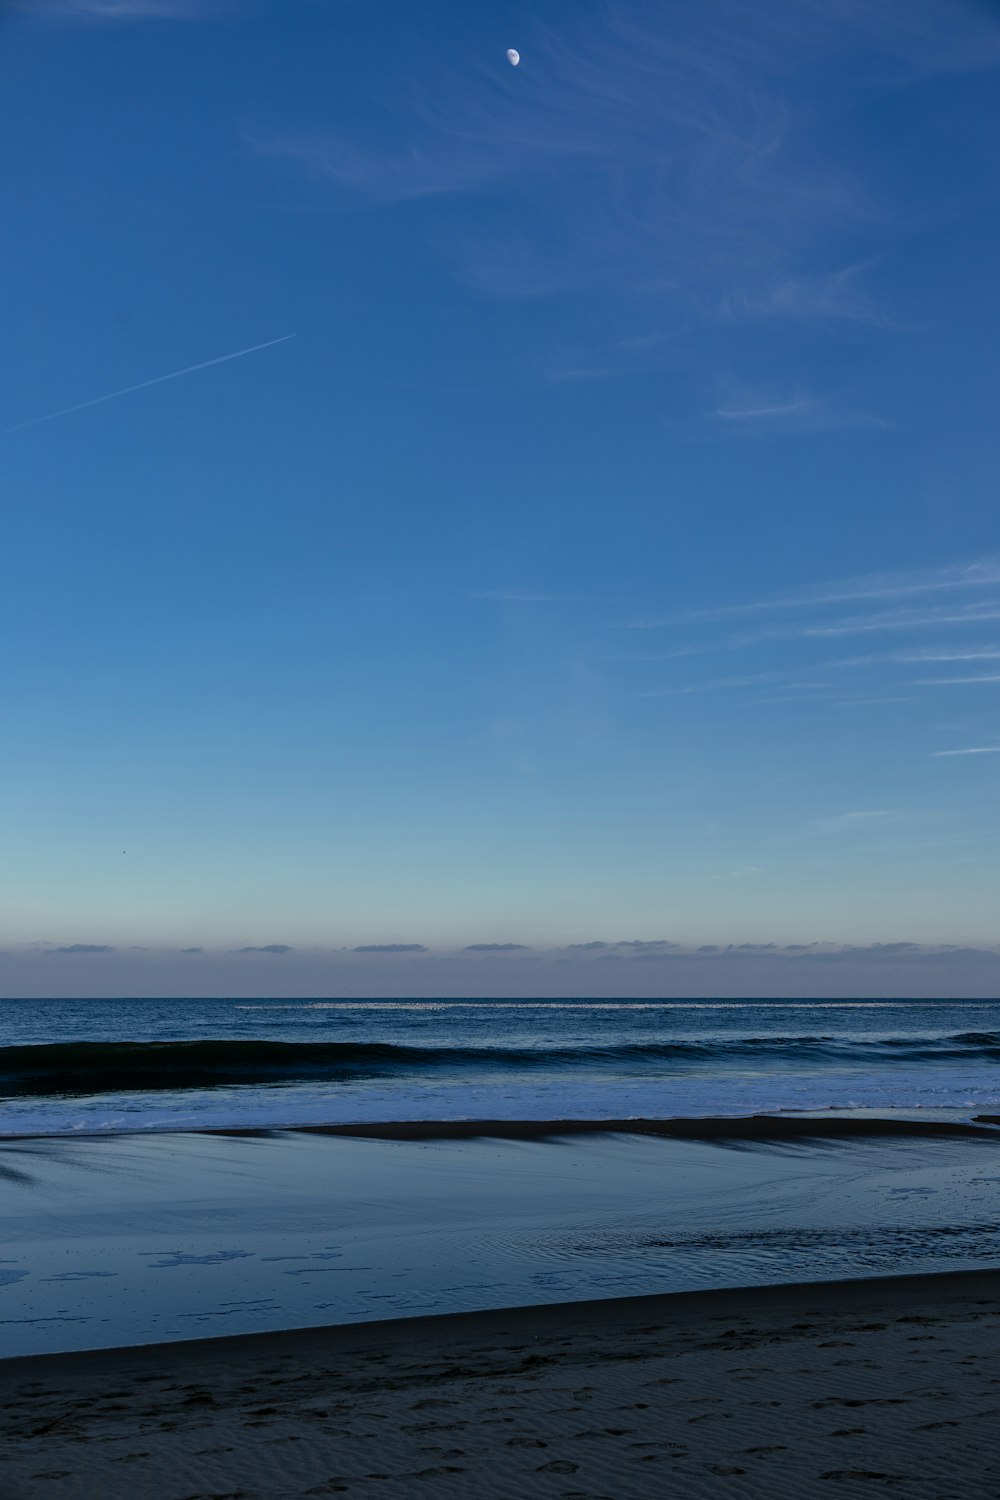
[506,48,520,66]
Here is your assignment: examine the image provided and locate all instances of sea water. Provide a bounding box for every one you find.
[2,1127,1000,1356]
[2,999,1000,1357]
[1,996,999,1136]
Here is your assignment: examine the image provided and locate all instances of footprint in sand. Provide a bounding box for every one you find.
[821,1471,908,1483]
[811,1396,903,1410]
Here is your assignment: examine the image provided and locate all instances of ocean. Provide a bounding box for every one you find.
[3,998,999,1357]
[1,996,999,1137]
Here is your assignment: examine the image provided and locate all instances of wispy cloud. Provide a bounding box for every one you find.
[558,939,678,953]
[257,1,1000,322]
[685,558,1000,623]
[715,397,814,423]
[22,0,228,17]
[616,560,1000,640]
[737,602,1000,645]
[464,943,529,951]
[832,695,912,707]
[917,674,1000,686]
[48,943,115,954]
[893,646,1000,663]
[710,382,885,432]
[615,939,678,950]
[601,558,1000,721]
[3,335,295,436]
[353,943,428,954]
[931,746,1000,757]
[555,937,1000,964]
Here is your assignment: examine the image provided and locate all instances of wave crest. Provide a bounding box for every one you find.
[1,1033,999,1099]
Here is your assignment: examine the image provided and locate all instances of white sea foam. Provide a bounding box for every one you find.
[3,1066,999,1138]
[232,1000,1000,1014]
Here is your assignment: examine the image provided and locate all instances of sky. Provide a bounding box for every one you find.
[1,0,999,998]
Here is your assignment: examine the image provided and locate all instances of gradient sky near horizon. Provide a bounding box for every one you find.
[2,0,999,997]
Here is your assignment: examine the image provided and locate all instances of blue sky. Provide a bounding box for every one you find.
[2,0,999,997]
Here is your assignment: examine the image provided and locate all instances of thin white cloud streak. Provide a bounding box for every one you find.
[682,558,1000,623]
[736,603,1000,645]
[615,562,1000,637]
[931,747,1000,757]
[715,398,812,421]
[3,335,296,434]
[710,388,886,432]
[614,610,1000,676]
[917,674,1000,685]
[602,566,1000,717]
[893,646,1000,662]
[587,563,1000,802]
[23,0,221,15]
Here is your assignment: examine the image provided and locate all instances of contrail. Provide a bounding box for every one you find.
[4,333,296,434]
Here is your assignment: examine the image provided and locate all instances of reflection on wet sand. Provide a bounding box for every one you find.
[2,1125,999,1358]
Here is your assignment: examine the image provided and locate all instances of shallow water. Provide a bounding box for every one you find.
[2,1128,999,1357]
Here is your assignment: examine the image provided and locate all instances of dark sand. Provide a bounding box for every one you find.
[3,1267,1000,1499]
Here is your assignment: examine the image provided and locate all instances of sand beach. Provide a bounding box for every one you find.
[3,1006,999,1497]
[3,1266,1000,1499]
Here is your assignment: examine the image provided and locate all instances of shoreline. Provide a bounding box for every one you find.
[4,1266,1000,1498]
[7,1122,1000,1363]
[3,1110,1000,1144]
[2,1262,999,1370]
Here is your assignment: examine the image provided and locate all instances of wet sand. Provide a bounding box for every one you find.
[4,1123,1000,1359]
[2,1267,1000,1499]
